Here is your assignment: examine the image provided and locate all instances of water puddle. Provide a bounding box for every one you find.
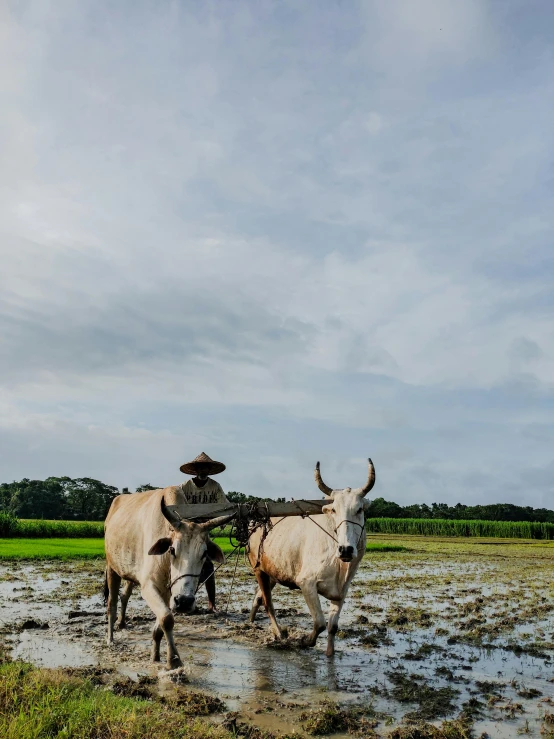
[13,630,97,668]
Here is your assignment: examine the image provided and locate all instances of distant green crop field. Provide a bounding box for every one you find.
[0,538,105,560]
[7,515,554,542]
[0,514,105,538]
[0,537,405,560]
[365,517,554,539]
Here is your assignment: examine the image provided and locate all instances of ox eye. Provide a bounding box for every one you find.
[169,546,176,557]
[331,508,336,513]
[357,508,363,515]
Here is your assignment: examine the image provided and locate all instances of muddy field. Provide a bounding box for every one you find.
[1,536,553,737]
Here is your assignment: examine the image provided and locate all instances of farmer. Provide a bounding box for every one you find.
[179,452,230,613]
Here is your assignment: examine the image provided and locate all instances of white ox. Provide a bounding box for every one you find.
[104,487,231,669]
[248,459,376,656]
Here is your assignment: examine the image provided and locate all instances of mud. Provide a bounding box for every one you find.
[1,537,553,737]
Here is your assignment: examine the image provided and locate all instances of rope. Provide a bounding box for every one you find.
[224,544,242,615]
[191,503,276,614]
[227,501,273,548]
[169,571,202,591]
[195,544,241,594]
[173,501,366,613]
[291,501,366,552]
[291,499,338,544]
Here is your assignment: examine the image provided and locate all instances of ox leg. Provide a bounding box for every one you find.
[141,582,182,669]
[106,567,121,646]
[298,582,326,648]
[117,580,134,629]
[151,619,164,662]
[250,579,276,623]
[326,599,344,657]
[255,571,284,640]
[250,587,263,622]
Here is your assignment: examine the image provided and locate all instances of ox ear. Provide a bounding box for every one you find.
[322,504,334,515]
[206,540,225,564]
[148,537,172,555]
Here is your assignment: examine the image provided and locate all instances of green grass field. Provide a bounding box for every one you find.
[0,537,405,560]
[0,538,106,560]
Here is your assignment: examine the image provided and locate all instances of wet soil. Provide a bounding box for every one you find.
[1,536,553,737]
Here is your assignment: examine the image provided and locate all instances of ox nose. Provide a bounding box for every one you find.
[173,594,195,613]
[338,545,354,561]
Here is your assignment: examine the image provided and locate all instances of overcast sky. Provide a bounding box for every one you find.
[1,1,553,507]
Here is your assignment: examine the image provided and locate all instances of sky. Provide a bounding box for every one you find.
[1,0,554,508]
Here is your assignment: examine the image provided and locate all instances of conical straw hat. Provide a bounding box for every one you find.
[180,452,226,476]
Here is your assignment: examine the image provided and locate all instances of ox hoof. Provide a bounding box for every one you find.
[168,655,182,669]
[326,646,335,658]
[116,621,127,630]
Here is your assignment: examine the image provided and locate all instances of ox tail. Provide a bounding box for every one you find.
[103,568,109,605]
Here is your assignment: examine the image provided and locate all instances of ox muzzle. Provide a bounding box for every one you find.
[172,593,196,614]
[338,544,355,562]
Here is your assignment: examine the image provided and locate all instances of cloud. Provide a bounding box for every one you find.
[1,0,554,507]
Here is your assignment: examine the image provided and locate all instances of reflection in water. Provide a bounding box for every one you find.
[183,632,376,702]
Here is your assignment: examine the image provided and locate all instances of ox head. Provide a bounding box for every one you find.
[315,458,376,563]
[148,497,233,614]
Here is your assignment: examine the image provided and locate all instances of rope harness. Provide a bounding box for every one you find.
[169,544,242,595]
[169,571,201,592]
[334,519,366,553]
[291,501,366,552]
[169,502,366,611]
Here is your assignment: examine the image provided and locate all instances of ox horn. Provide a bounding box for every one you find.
[200,513,237,532]
[314,461,334,499]
[160,496,183,529]
[352,458,376,497]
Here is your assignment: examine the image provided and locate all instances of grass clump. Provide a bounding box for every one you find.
[388,717,472,739]
[174,690,226,716]
[385,672,459,721]
[0,658,229,739]
[0,538,105,560]
[300,702,381,736]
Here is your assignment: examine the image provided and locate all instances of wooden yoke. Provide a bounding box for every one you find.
[165,499,326,524]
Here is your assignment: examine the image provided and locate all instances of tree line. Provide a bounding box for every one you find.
[1,477,552,523]
[0,478,120,521]
[366,497,554,523]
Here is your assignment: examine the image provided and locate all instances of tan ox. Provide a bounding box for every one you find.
[248,459,375,657]
[104,487,231,669]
